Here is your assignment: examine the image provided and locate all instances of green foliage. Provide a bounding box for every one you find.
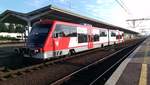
[8,23,15,32]
[0,23,8,32]
[15,25,24,33]
[0,23,25,33]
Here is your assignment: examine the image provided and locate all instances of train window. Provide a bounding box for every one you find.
[93,34,99,41]
[78,34,87,43]
[116,35,122,39]
[111,32,116,37]
[100,32,107,37]
[53,24,77,38]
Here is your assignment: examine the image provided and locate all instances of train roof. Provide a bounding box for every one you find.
[0,5,138,34]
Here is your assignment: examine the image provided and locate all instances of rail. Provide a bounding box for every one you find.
[50,38,145,85]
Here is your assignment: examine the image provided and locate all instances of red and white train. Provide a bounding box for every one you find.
[23,20,125,59]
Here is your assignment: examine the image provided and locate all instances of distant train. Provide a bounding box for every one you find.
[17,20,135,59]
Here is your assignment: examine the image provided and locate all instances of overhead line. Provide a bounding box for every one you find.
[115,0,131,15]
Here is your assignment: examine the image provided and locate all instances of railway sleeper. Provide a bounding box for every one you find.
[3,74,14,79]
[14,72,23,76]
[11,74,18,78]
[24,69,34,73]
[0,77,7,81]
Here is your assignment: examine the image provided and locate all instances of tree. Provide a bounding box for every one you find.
[8,23,15,33]
[15,25,24,33]
[0,23,8,32]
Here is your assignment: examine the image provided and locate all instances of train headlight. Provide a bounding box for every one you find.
[34,49,40,53]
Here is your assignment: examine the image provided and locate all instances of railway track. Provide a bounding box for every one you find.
[51,40,142,85]
[89,44,137,85]
[0,45,114,81]
[0,38,146,85]
[50,38,145,85]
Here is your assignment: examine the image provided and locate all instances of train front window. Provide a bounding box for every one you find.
[27,24,52,47]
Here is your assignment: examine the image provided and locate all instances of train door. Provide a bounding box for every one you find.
[99,28,108,46]
[88,27,93,49]
[117,30,120,44]
[109,30,117,45]
[52,24,77,56]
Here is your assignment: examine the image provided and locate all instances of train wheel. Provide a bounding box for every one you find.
[101,44,104,48]
[14,48,23,56]
[72,49,76,55]
[19,48,24,56]
[67,51,72,56]
[14,49,19,55]
[68,49,75,56]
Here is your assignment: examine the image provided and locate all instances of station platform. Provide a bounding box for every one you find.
[105,38,150,85]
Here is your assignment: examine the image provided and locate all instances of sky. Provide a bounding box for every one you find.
[0,0,150,34]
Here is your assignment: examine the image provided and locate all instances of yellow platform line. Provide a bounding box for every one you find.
[143,46,148,64]
[139,43,149,85]
[139,64,147,85]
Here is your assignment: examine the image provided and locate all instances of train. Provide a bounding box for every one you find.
[16,20,135,59]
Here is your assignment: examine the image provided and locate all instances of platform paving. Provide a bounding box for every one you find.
[105,37,150,85]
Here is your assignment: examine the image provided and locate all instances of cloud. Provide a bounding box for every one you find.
[96,0,102,4]
[24,0,49,8]
[24,0,129,27]
[59,0,68,2]
[124,0,150,18]
[83,0,133,28]
[96,0,115,7]
[0,8,3,13]
[23,0,150,33]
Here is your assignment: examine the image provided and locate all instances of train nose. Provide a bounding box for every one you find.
[18,48,42,57]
